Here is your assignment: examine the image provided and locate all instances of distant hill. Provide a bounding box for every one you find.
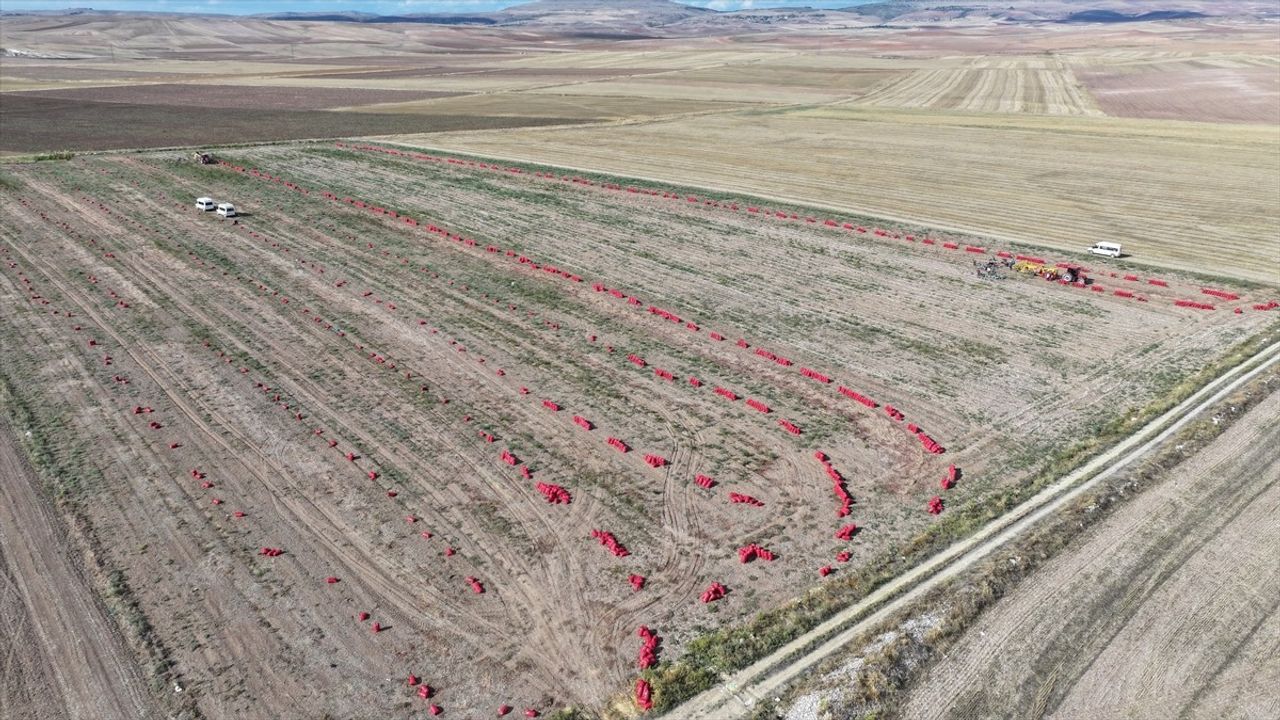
[842,1,1266,24]
[1060,9,1208,23]
[4,0,1272,33]
[253,11,497,25]
[253,0,709,29]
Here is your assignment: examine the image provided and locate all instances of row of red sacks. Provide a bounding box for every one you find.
[814,451,853,518]
[227,169,962,599]
[299,150,968,455]
[220,158,978,584]
[247,193,796,505]
[338,143,1272,319]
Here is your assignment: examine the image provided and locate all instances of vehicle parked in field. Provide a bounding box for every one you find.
[195,197,216,211]
[1089,241,1122,258]
[216,202,237,218]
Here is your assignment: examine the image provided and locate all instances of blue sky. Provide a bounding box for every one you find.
[2,0,869,15]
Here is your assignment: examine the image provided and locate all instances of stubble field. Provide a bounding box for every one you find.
[1,144,1274,717]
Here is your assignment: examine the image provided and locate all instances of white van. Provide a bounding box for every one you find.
[216,202,237,218]
[1089,241,1122,258]
[195,197,216,211]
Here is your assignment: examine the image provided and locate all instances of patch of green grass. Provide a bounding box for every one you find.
[34,151,76,161]
[0,171,23,191]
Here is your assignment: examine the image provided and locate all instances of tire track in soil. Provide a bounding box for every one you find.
[142,219,665,701]
[274,144,1225,476]
[182,167,828,697]
[0,258,266,714]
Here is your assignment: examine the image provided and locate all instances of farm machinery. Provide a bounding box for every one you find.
[1013,260,1087,284]
[974,257,1010,279]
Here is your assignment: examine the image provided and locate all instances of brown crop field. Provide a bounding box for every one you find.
[0,96,588,154]
[16,83,462,110]
[901,386,1280,720]
[1,143,1275,717]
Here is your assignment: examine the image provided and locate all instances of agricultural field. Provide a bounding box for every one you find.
[1,143,1276,717]
[899,382,1280,720]
[846,57,1102,116]
[413,104,1280,284]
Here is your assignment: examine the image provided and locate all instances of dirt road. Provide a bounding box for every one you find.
[903,387,1280,719]
[677,338,1280,719]
[0,423,162,720]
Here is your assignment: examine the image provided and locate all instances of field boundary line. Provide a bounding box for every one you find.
[676,336,1280,719]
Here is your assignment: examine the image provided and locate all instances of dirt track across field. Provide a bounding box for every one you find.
[0,423,161,720]
[903,385,1280,720]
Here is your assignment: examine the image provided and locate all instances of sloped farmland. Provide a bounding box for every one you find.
[0,146,1275,718]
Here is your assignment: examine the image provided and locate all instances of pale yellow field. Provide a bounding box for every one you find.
[848,57,1103,116]
[521,78,843,104]
[488,49,782,70]
[403,105,1280,283]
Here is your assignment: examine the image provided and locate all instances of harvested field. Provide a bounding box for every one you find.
[521,78,846,105]
[849,57,1102,115]
[412,105,1280,283]
[491,50,781,70]
[1,9,1278,719]
[15,83,461,110]
[1,145,1273,716]
[205,74,576,93]
[0,64,173,81]
[0,64,185,92]
[0,96,587,153]
[1078,65,1280,124]
[901,386,1280,720]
